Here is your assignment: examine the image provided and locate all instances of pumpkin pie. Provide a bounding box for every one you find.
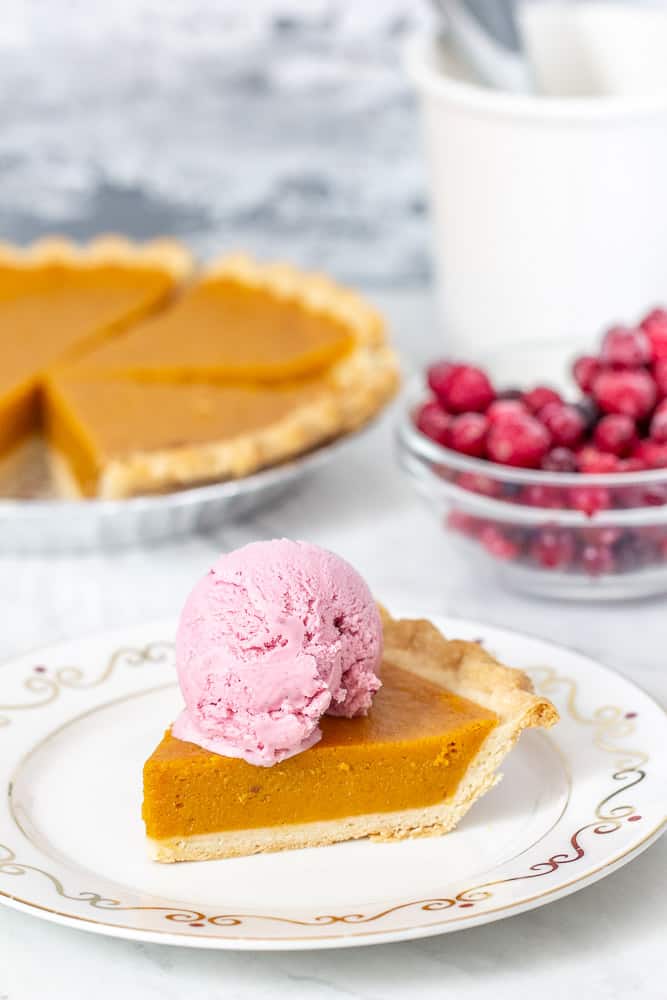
[0,244,398,498]
[0,236,192,459]
[142,611,558,862]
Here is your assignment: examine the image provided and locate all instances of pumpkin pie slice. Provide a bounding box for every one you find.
[0,237,192,458]
[142,612,558,862]
[65,255,384,382]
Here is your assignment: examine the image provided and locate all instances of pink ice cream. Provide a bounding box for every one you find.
[171,539,383,766]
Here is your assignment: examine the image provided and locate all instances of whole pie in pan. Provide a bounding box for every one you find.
[0,240,399,498]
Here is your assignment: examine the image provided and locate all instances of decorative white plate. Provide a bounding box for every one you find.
[1,616,665,950]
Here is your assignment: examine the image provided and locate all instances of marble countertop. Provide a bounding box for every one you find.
[1,289,665,999]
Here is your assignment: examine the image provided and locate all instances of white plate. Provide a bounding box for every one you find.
[0,616,665,950]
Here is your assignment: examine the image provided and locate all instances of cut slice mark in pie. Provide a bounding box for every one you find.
[0,237,193,463]
[64,255,383,383]
[142,612,559,862]
[43,335,398,498]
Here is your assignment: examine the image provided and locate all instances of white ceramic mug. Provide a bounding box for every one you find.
[407,36,667,360]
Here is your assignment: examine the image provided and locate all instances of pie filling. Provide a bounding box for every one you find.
[42,374,327,497]
[142,664,497,841]
[0,260,183,464]
[67,275,355,382]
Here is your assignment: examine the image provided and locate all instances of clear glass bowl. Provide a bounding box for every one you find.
[396,362,667,601]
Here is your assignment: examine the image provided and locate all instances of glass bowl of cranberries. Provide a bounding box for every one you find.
[398,313,667,599]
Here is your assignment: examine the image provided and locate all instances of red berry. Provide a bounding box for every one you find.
[592,369,657,419]
[541,447,579,472]
[486,399,528,425]
[448,413,489,457]
[520,484,565,508]
[478,524,519,560]
[538,402,585,448]
[593,414,638,456]
[633,439,667,469]
[600,325,651,368]
[654,359,667,399]
[576,446,619,474]
[640,308,667,361]
[456,472,501,497]
[435,364,495,414]
[568,485,612,516]
[415,400,452,445]
[427,361,455,402]
[649,400,667,443]
[530,527,575,569]
[522,385,562,414]
[487,413,551,468]
[581,544,615,576]
[573,355,602,394]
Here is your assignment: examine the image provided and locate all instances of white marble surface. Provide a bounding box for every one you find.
[0,1,430,286]
[1,290,666,998]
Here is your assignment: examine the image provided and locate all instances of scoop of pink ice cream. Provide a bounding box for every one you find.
[172,539,382,766]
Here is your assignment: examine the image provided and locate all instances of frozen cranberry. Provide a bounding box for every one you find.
[633,439,667,469]
[541,447,578,472]
[415,400,452,445]
[593,414,638,456]
[592,369,657,419]
[486,399,528,425]
[457,472,500,497]
[448,413,489,457]
[530,527,575,569]
[427,361,456,402]
[600,325,651,368]
[654,359,667,399]
[615,532,655,572]
[568,485,612,516]
[573,355,602,394]
[650,400,667,443]
[478,524,519,560]
[640,308,667,361]
[520,484,565,508]
[538,402,585,448]
[577,446,619,474]
[580,544,615,576]
[487,413,551,468]
[522,385,562,414]
[435,364,495,414]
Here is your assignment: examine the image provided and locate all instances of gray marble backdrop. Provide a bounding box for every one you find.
[0,1,431,286]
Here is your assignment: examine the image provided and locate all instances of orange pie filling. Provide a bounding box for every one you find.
[0,256,185,460]
[42,374,329,497]
[142,664,497,842]
[68,272,356,382]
